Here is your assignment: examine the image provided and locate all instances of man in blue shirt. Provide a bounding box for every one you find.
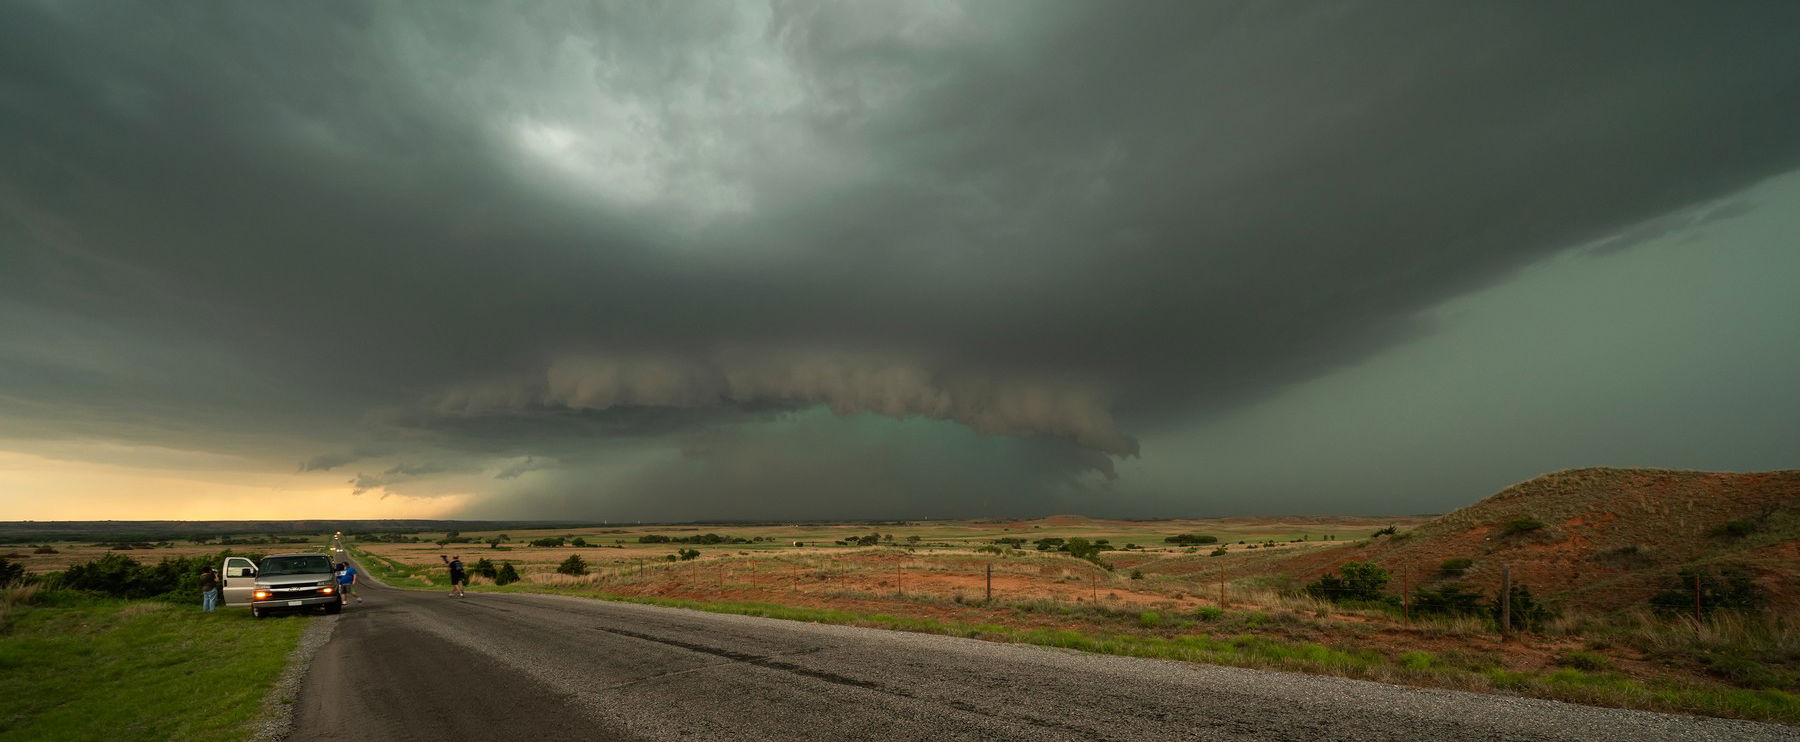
[336,561,362,604]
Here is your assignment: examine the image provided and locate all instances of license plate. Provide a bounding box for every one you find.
[287,600,303,607]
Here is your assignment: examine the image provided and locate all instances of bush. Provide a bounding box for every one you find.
[1138,611,1162,628]
[531,537,566,548]
[1209,547,1228,557]
[33,546,58,554]
[1193,606,1224,621]
[1065,537,1099,560]
[1163,534,1217,545]
[556,554,588,576]
[0,557,24,584]
[1439,558,1474,576]
[570,537,588,548]
[1500,517,1545,536]
[1411,584,1485,616]
[1650,567,1764,614]
[470,558,499,580]
[1305,561,1389,603]
[1129,569,1143,580]
[1370,525,1398,538]
[1492,584,1552,631]
[494,562,520,585]
[677,548,701,561]
[1708,519,1759,539]
[56,551,262,600]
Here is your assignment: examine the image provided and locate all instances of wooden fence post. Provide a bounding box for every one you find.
[1402,567,1410,625]
[986,563,992,602]
[1219,565,1227,608]
[1499,564,1512,643]
[1693,573,1703,624]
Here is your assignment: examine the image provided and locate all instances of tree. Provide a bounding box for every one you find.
[570,537,588,548]
[677,548,701,561]
[905,535,921,545]
[556,554,588,576]
[1305,561,1390,603]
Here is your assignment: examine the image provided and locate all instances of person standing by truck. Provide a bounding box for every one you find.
[336,561,362,604]
[199,566,219,612]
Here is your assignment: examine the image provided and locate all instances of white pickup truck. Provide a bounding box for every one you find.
[220,552,344,618]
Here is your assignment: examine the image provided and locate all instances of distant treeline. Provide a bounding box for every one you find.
[0,520,605,541]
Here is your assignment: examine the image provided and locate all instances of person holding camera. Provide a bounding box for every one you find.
[440,554,466,598]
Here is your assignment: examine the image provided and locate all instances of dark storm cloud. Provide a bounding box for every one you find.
[3,1,1798,516]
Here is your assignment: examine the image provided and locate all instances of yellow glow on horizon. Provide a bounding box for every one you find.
[0,449,471,520]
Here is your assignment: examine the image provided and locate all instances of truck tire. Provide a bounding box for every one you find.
[251,607,265,619]
[324,600,342,615]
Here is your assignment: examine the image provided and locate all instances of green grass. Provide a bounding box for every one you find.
[0,594,307,741]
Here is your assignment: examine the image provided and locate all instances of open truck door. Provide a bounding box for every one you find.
[221,556,257,606]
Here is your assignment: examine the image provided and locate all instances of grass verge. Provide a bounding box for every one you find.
[0,594,307,741]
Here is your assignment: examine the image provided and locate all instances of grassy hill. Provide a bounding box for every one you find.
[1253,468,1799,610]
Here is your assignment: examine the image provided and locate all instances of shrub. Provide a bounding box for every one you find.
[1439,558,1474,576]
[33,546,58,554]
[677,548,701,561]
[1209,547,1228,557]
[570,537,588,547]
[1129,569,1143,580]
[1708,519,1759,539]
[1492,584,1552,631]
[1305,561,1389,603]
[1163,534,1217,545]
[1138,611,1162,628]
[494,562,520,585]
[1500,517,1545,536]
[1411,584,1484,616]
[556,554,588,576]
[470,558,499,579]
[1370,526,1398,538]
[1065,537,1099,560]
[56,551,261,600]
[1194,606,1224,621]
[531,537,567,548]
[1650,567,1764,614]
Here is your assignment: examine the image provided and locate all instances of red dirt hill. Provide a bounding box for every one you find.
[1265,468,1800,610]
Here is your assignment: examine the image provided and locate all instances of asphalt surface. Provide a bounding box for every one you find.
[290,565,1797,742]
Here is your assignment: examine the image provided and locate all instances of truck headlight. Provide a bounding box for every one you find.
[320,586,334,594]
[252,590,272,600]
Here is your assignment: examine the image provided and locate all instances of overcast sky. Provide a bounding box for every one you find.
[2,1,1796,521]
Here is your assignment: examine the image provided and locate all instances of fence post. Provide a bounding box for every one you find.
[1219,565,1227,608]
[1693,573,1703,624]
[1091,571,1097,603]
[897,565,902,596]
[1402,567,1410,625]
[1499,564,1512,643]
[986,563,992,602]
[638,558,643,577]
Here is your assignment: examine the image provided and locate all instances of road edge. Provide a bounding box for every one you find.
[248,612,340,742]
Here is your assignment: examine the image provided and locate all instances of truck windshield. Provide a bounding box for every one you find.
[260,555,332,576]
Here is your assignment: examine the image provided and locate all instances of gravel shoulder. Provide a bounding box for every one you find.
[250,611,339,742]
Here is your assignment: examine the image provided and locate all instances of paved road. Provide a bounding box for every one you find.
[290,566,1795,742]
